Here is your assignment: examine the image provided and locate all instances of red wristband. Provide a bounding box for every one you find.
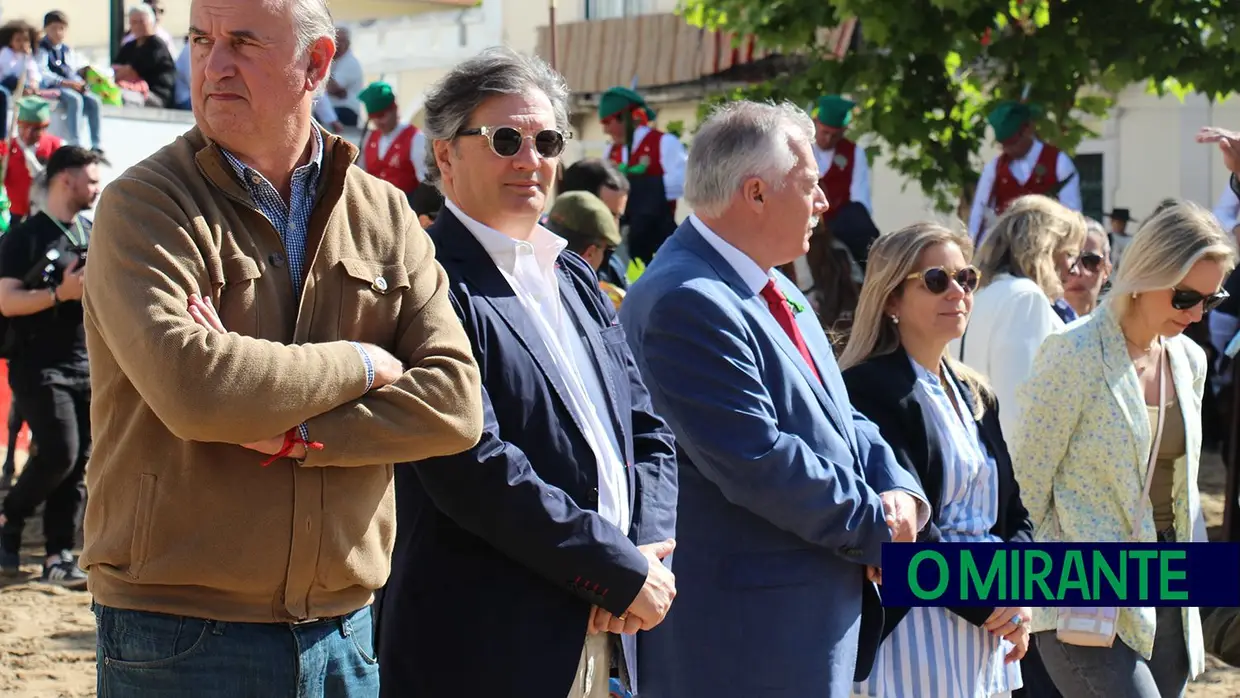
[260,429,325,467]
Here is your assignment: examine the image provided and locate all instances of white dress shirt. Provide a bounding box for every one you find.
[690,215,931,529]
[812,141,872,214]
[616,125,688,201]
[447,200,631,533]
[968,139,1081,241]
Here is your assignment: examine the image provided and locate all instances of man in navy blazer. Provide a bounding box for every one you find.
[619,101,929,698]
[376,48,678,698]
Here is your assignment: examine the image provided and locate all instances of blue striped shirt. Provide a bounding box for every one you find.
[854,358,1022,698]
[219,131,374,442]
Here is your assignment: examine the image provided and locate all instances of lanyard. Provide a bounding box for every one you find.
[50,215,87,248]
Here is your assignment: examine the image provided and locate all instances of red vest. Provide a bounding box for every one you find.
[990,143,1062,213]
[0,134,63,216]
[607,128,666,176]
[818,139,857,222]
[363,125,420,194]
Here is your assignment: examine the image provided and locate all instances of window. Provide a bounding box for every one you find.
[1076,152,1103,223]
[584,0,653,20]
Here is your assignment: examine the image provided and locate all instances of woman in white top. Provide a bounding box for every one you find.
[949,195,1086,439]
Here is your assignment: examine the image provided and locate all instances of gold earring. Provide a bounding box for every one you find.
[1131,292,1138,299]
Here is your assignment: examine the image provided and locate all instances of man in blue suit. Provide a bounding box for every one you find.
[619,100,929,698]
[376,48,678,698]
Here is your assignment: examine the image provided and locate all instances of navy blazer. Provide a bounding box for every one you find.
[842,347,1034,637]
[376,209,678,698]
[618,221,926,698]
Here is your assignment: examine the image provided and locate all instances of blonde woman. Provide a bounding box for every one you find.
[949,195,1087,439]
[1012,202,1234,697]
[841,224,1033,697]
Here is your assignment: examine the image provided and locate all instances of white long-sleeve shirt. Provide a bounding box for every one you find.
[968,139,1081,242]
[445,199,631,533]
[615,124,687,201]
[327,50,365,117]
[812,141,872,214]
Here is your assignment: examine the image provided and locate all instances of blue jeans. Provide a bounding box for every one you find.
[94,603,380,697]
[56,88,102,150]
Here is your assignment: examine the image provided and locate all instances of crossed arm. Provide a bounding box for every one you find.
[85,176,483,465]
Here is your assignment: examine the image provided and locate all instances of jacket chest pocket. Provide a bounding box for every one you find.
[214,255,263,337]
[337,258,410,346]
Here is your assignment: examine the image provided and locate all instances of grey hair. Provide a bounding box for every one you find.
[1108,201,1236,317]
[128,4,156,23]
[422,46,570,185]
[684,100,814,218]
[1084,217,1111,259]
[294,0,335,56]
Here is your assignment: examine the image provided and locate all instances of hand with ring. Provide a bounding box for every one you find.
[983,606,1032,638]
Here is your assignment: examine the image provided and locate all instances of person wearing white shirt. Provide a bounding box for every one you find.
[121,0,177,55]
[950,194,1088,440]
[969,101,1081,244]
[325,27,364,127]
[598,86,688,264]
[374,48,679,698]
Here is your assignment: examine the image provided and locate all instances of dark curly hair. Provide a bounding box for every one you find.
[0,20,38,55]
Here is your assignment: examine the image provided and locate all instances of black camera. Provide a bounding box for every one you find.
[25,246,85,289]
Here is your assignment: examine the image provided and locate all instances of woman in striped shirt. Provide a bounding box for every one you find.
[840,223,1035,697]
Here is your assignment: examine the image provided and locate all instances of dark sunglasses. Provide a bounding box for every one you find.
[905,266,981,294]
[456,125,570,159]
[1171,287,1229,312]
[1077,253,1104,273]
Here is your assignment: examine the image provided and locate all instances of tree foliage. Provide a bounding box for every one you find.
[678,0,1240,211]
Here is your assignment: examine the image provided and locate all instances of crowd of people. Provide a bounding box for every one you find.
[2,0,1240,697]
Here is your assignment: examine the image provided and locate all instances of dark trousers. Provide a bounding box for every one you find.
[3,391,24,473]
[0,366,90,556]
[335,106,359,128]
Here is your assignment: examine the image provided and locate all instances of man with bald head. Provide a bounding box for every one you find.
[82,0,483,694]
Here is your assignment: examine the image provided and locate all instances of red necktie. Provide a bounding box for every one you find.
[759,280,822,383]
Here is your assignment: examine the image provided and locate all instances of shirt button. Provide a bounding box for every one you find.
[373,276,388,293]
[250,173,262,185]
[269,252,286,268]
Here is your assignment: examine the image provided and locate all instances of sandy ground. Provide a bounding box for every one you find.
[1,454,1239,697]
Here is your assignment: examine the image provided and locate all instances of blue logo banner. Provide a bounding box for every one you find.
[880,543,1240,607]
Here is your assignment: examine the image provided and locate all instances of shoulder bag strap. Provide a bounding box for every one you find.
[1131,341,1168,541]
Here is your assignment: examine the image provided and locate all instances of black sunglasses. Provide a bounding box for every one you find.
[1077,253,1104,273]
[456,125,570,159]
[1171,287,1229,312]
[905,266,981,294]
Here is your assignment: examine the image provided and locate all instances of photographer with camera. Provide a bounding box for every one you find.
[0,146,100,587]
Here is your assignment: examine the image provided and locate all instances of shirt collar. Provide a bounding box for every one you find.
[445,198,566,276]
[689,214,770,294]
[220,127,324,190]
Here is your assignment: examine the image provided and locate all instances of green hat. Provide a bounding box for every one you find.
[359,82,397,117]
[598,86,655,121]
[547,192,621,249]
[812,95,855,128]
[987,100,1042,143]
[16,97,52,125]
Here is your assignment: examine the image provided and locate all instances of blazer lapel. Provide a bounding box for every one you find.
[431,211,592,443]
[1098,311,1150,480]
[678,224,850,440]
[556,263,627,449]
[1166,340,1201,535]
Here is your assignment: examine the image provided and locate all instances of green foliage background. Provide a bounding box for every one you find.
[678,0,1240,211]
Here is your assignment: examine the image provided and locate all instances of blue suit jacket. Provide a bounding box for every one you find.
[618,221,924,698]
[376,210,678,697]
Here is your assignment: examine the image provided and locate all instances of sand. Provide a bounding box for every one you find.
[1,453,1239,697]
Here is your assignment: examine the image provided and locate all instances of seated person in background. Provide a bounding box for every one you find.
[0,21,45,96]
[111,4,176,107]
[36,12,105,153]
[545,191,624,310]
[558,158,630,289]
[409,183,443,231]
